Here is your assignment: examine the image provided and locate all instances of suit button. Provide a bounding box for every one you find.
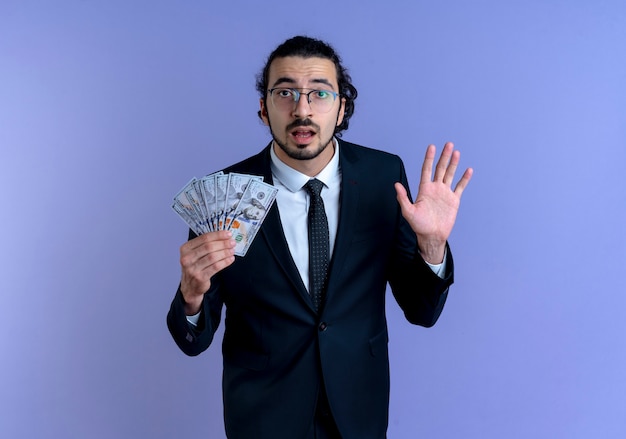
[318,322,328,332]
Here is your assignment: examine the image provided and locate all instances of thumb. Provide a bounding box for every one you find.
[394,182,413,214]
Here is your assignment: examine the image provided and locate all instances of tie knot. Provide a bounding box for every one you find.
[304,179,324,197]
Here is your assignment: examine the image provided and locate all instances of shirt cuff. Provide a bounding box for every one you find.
[186,311,201,327]
[424,248,447,278]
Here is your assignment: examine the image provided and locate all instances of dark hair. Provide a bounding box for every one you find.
[256,36,358,137]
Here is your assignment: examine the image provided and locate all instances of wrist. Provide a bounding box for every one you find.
[183,298,203,316]
[417,238,446,264]
[180,288,203,316]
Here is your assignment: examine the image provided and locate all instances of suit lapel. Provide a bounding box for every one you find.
[260,203,311,303]
[249,146,312,307]
[325,142,360,304]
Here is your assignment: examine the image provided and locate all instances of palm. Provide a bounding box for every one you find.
[406,178,460,240]
[395,143,473,261]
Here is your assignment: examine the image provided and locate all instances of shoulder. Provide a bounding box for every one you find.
[338,139,405,175]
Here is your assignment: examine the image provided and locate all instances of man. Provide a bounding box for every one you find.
[167,36,472,439]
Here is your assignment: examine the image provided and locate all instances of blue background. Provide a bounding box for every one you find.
[1,1,625,437]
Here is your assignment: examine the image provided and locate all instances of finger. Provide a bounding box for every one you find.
[420,144,436,184]
[442,149,460,186]
[181,231,232,259]
[180,253,235,302]
[181,243,236,293]
[196,248,236,278]
[180,232,235,269]
[184,230,233,252]
[394,181,408,201]
[453,167,474,198]
[433,142,453,182]
[394,182,414,215]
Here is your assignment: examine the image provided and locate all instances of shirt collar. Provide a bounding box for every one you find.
[270,138,340,192]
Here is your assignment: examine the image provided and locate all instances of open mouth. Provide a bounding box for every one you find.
[291,129,316,141]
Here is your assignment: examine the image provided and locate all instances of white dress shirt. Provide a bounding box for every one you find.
[269,140,341,292]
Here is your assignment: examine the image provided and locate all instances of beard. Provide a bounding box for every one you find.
[267,110,341,161]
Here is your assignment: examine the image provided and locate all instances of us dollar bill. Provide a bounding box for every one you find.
[215,174,229,231]
[229,179,278,256]
[172,173,276,256]
[172,200,204,236]
[184,184,210,232]
[223,173,263,230]
[199,172,223,232]
[172,178,208,234]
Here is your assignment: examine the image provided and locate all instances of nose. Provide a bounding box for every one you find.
[293,92,313,118]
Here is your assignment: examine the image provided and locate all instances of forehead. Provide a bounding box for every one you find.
[267,56,339,89]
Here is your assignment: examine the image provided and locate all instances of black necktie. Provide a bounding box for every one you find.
[304,179,329,312]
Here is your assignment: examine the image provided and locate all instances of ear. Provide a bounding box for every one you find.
[260,98,270,126]
[336,97,346,127]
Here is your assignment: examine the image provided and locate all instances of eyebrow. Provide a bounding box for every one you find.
[271,77,336,90]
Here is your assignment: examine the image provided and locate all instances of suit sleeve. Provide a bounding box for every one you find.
[166,230,224,356]
[387,159,454,328]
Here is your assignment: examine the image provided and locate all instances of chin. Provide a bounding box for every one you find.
[293,144,327,161]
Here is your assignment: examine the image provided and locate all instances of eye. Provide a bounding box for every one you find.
[315,90,331,100]
[276,89,294,98]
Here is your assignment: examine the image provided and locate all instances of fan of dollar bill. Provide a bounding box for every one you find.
[172,172,278,256]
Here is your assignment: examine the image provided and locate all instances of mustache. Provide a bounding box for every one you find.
[287,119,319,131]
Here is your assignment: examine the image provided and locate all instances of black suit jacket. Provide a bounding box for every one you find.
[167,139,454,439]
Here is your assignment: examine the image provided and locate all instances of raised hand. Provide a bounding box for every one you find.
[394,142,473,264]
[179,231,236,315]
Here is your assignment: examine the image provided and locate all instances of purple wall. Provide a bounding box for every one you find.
[2,1,625,437]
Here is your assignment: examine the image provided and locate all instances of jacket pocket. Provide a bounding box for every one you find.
[368,330,389,358]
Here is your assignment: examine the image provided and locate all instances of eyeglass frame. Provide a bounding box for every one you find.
[266,88,341,113]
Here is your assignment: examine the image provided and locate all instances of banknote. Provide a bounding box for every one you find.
[223,173,263,230]
[198,172,223,232]
[171,172,274,257]
[215,174,229,231]
[173,178,209,234]
[172,199,204,236]
[191,178,210,230]
[184,184,208,230]
[228,179,278,256]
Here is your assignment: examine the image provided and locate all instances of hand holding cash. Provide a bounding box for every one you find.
[178,230,235,314]
[172,172,278,257]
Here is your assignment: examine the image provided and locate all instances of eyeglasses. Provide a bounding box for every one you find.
[267,88,340,113]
